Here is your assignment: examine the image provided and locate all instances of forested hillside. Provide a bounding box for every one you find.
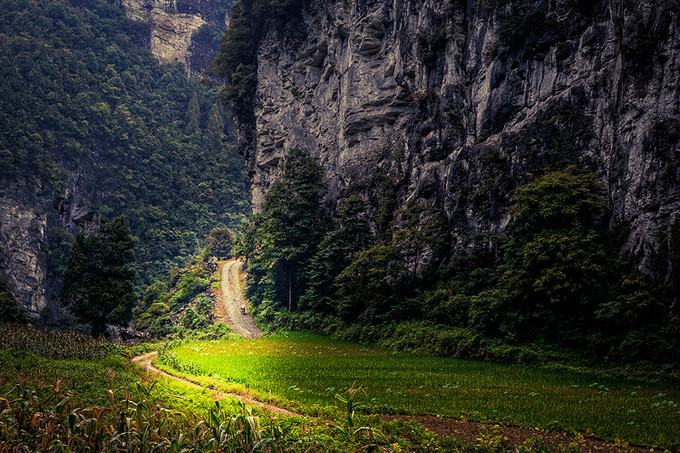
[216,0,680,371]
[0,0,249,315]
[237,152,679,375]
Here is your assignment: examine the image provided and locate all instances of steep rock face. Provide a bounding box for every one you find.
[118,0,230,72]
[0,198,47,317]
[0,170,103,318]
[247,0,680,279]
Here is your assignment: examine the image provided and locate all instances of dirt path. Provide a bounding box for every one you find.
[131,356,654,452]
[219,259,263,338]
[131,351,297,416]
[131,264,656,452]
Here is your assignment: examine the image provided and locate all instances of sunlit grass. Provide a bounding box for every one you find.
[164,331,680,448]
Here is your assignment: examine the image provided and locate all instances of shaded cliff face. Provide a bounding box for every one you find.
[0,198,47,317]
[247,0,680,278]
[119,0,230,73]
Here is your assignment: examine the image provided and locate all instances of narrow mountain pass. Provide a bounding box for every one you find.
[219,259,263,338]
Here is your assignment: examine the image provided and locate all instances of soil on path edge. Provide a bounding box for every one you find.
[131,351,297,416]
[218,259,263,338]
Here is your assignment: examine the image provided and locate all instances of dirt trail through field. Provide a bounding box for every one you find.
[131,262,656,452]
[131,352,654,453]
[219,259,263,338]
[131,351,297,416]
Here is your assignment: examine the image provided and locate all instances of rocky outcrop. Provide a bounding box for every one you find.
[0,198,47,317]
[246,0,680,280]
[118,0,230,73]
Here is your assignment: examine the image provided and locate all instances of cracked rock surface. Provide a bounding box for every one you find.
[246,0,680,280]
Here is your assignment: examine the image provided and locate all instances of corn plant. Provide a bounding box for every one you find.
[332,383,392,452]
[0,378,295,452]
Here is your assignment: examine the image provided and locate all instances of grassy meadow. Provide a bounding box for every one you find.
[0,325,445,452]
[161,332,680,449]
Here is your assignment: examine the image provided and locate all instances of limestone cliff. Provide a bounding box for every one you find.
[117,0,231,73]
[245,0,680,281]
[0,198,47,317]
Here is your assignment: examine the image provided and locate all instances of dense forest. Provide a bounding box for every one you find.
[208,0,680,375]
[0,0,249,305]
[237,150,680,372]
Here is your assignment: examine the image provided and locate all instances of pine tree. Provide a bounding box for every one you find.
[185,91,201,135]
[240,149,325,311]
[62,216,136,337]
[204,103,225,153]
[301,196,373,313]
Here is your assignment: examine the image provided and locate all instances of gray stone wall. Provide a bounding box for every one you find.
[247,0,680,278]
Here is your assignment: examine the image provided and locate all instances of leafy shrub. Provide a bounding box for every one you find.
[0,290,26,325]
[180,307,206,330]
[167,271,210,310]
[205,227,236,260]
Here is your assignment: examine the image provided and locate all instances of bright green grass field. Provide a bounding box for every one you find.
[166,332,680,448]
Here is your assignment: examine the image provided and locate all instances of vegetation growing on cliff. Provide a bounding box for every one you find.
[211,0,306,119]
[239,160,678,372]
[0,0,249,293]
[0,277,27,325]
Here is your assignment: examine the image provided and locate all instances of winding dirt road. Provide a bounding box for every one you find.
[129,261,652,452]
[220,259,263,338]
[131,351,297,416]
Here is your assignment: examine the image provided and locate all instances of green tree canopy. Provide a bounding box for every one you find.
[239,149,325,311]
[62,216,136,337]
[206,227,236,260]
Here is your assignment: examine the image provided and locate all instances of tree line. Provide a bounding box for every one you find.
[238,150,680,367]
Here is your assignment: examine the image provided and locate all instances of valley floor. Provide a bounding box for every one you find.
[154,332,680,451]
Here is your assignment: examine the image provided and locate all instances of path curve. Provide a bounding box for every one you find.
[131,351,297,416]
[220,259,263,338]
[131,353,653,452]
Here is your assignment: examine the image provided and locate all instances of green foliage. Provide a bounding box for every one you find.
[61,216,136,337]
[0,277,26,325]
[492,171,612,344]
[301,196,374,313]
[180,307,206,330]
[509,170,603,238]
[211,0,306,119]
[205,226,236,260]
[0,0,249,289]
[239,149,325,312]
[333,201,449,324]
[135,262,216,339]
[168,270,210,310]
[335,244,401,324]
